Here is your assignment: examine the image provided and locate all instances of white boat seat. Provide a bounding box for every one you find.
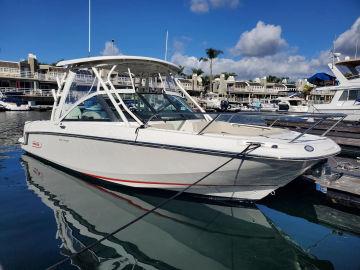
[151,120,285,137]
[65,107,82,119]
[82,110,106,120]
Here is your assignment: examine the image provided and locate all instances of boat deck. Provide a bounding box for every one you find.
[266,119,360,156]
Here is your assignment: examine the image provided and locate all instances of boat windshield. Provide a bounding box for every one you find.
[336,62,360,80]
[63,92,202,122]
[127,92,201,122]
[289,100,302,106]
[106,92,202,122]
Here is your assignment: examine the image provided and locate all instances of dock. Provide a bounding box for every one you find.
[303,157,360,209]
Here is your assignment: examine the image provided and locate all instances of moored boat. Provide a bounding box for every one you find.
[19,56,342,200]
[0,94,30,111]
[308,55,360,121]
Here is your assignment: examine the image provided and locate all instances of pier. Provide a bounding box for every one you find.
[303,156,360,209]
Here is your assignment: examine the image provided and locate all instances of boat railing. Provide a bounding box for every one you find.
[144,111,346,143]
[0,87,54,96]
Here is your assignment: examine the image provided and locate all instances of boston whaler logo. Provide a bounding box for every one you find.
[31,141,42,148]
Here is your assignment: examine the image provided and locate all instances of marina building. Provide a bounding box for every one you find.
[0,53,301,103]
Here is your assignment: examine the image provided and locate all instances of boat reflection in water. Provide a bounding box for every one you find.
[22,155,332,270]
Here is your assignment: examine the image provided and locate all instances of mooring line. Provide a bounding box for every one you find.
[46,142,261,269]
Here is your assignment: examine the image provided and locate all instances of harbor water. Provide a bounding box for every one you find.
[0,111,359,270]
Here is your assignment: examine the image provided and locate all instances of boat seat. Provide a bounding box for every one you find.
[151,120,285,137]
[65,107,82,120]
[181,121,285,136]
[82,110,106,120]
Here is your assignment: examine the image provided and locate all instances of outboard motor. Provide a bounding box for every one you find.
[220,100,229,111]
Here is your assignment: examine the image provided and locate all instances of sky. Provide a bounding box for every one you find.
[0,0,359,79]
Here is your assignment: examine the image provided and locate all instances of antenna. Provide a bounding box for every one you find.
[332,35,337,67]
[88,0,91,56]
[356,39,358,59]
[165,30,168,61]
[111,39,115,55]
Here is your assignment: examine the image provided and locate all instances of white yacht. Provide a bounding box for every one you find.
[19,56,341,200]
[259,99,279,112]
[198,92,229,111]
[0,93,30,111]
[309,56,360,121]
[277,96,308,113]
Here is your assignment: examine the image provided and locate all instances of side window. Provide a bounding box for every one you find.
[64,96,113,121]
[348,89,360,101]
[339,90,348,101]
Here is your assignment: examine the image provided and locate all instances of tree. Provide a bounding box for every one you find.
[302,84,314,97]
[199,48,223,92]
[223,72,237,80]
[201,75,211,92]
[178,65,186,77]
[191,68,204,76]
[267,75,281,83]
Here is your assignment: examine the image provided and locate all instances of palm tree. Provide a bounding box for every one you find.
[178,65,186,77]
[223,72,237,80]
[199,48,223,92]
[191,68,204,76]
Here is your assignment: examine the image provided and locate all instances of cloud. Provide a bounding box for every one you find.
[173,36,192,54]
[190,0,209,13]
[173,17,360,79]
[334,17,360,57]
[189,0,239,13]
[209,0,239,8]
[171,52,329,80]
[101,41,121,56]
[231,21,287,57]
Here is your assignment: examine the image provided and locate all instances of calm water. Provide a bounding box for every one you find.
[0,111,359,270]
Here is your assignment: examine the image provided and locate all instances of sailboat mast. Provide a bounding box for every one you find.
[165,30,168,61]
[88,0,91,56]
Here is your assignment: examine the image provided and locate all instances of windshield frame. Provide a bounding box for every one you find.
[135,92,202,122]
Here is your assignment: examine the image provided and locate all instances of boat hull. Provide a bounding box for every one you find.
[22,132,321,200]
[0,101,30,111]
[310,107,360,122]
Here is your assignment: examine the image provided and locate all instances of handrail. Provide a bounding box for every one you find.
[140,111,346,142]
[289,118,325,142]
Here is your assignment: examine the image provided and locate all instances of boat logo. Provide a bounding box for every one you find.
[304,145,314,152]
[32,141,42,148]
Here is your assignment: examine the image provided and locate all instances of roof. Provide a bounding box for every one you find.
[57,55,180,75]
[335,58,360,67]
[0,61,19,68]
[307,73,336,86]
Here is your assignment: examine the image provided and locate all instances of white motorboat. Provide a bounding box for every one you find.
[199,92,229,111]
[19,56,341,200]
[0,94,30,111]
[277,96,308,113]
[309,55,360,121]
[259,99,279,112]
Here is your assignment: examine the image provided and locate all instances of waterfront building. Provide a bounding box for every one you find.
[0,54,95,97]
[213,74,298,102]
[0,53,300,103]
[177,74,204,96]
